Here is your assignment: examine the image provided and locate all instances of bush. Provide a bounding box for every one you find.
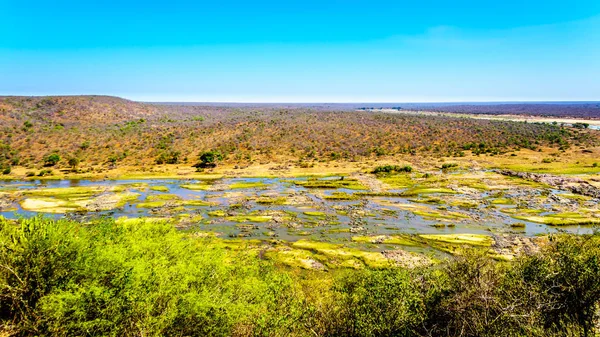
[156,150,181,164]
[372,165,412,174]
[43,153,60,167]
[0,217,309,336]
[1,217,599,336]
[194,150,223,169]
[67,157,80,170]
[37,169,53,176]
[441,163,458,169]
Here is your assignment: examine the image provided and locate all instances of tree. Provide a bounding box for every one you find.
[68,157,80,171]
[43,153,60,167]
[193,151,223,169]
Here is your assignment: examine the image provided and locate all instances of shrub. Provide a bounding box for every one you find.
[441,163,458,169]
[156,150,181,164]
[372,165,412,174]
[0,217,310,336]
[67,157,80,170]
[37,169,53,176]
[43,153,60,167]
[194,150,223,169]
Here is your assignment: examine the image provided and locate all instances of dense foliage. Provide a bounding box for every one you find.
[1,217,599,336]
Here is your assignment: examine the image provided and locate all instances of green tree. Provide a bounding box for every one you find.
[68,157,80,171]
[43,153,60,167]
[193,150,223,169]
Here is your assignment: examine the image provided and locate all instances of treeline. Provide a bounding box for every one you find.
[1,217,599,336]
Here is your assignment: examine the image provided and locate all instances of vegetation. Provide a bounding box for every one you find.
[0,217,598,336]
[0,96,596,172]
[372,165,413,174]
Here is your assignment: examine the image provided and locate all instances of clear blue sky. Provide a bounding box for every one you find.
[1,0,599,102]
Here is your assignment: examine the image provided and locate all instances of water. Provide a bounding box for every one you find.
[0,177,595,243]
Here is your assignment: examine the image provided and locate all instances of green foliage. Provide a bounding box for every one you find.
[67,157,80,170]
[1,217,598,336]
[43,153,61,167]
[372,165,412,174]
[156,150,181,164]
[324,235,600,337]
[37,169,53,177]
[0,217,309,336]
[194,150,223,169]
[441,163,458,169]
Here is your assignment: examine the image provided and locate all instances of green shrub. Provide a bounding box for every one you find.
[156,150,181,164]
[441,163,458,169]
[194,150,223,169]
[0,217,309,336]
[372,165,412,174]
[43,153,60,167]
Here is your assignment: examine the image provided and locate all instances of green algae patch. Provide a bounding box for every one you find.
[181,183,212,191]
[208,210,227,217]
[226,215,272,223]
[180,200,212,207]
[377,174,415,189]
[401,187,456,196]
[24,186,107,199]
[136,201,167,208]
[419,234,493,247]
[115,217,171,225]
[229,181,268,189]
[265,249,326,270]
[501,208,544,215]
[409,197,445,205]
[490,198,514,205]
[291,240,391,268]
[323,192,358,200]
[256,196,288,205]
[107,192,140,208]
[449,200,479,209]
[19,189,140,213]
[413,209,469,220]
[146,194,181,201]
[303,211,327,217]
[150,186,169,192]
[511,214,600,226]
[20,197,83,213]
[559,193,591,201]
[293,178,367,190]
[352,235,417,246]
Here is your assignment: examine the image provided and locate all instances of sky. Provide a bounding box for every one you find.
[1,0,599,102]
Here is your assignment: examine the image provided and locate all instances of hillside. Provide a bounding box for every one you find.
[0,96,597,176]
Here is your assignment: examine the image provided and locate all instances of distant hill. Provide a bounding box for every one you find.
[0,95,158,124]
[0,95,596,174]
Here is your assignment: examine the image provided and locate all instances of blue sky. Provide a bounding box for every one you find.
[1,0,599,102]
